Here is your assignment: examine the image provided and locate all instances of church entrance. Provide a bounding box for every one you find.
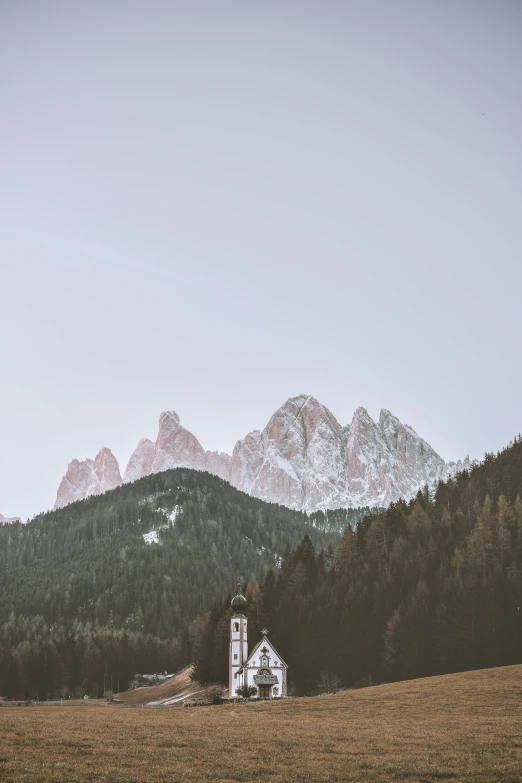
[254,667,278,699]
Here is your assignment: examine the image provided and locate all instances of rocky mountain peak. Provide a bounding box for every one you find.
[54,395,467,513]
[349,406,377,432]
[379,408,399,427]
[158,410,181,430]
[152,410,207,473]
[0,513,22,523]
[92,448,123,495]
[123,438,156,483]
[54,448,122,509]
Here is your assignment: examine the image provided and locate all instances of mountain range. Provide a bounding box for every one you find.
[54,395,470,512]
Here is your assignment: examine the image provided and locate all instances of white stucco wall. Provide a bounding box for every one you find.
[229,615,248,697]
[242,637,287,697]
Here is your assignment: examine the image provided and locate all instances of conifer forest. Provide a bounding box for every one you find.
[0,469,360,698]
[2,440,522,699]
[191,439,522,694]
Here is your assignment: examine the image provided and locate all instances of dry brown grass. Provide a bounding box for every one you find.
[1,664,521,783]
[114,665,217,706]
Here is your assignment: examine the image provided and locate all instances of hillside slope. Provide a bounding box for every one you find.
[191,437,522,693]
[1,665,521,782]
[0,468,361,643]
[115,665,215,706]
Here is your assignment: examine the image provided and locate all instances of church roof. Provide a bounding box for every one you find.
[231,584,247,614]
[243,635,288,669]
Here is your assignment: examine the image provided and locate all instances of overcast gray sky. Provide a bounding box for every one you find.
[1,1,521,520]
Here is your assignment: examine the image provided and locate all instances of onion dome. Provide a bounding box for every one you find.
[231,583,247,614]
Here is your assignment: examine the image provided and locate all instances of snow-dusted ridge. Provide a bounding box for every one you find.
[54,395,471,513]
[142,505,182,546]
[0,513,22,524]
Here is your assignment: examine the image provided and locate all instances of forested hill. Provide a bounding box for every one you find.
[0,468,368,645]
[192,437,522,694]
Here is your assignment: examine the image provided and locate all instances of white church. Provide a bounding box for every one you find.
[229,585,288,699]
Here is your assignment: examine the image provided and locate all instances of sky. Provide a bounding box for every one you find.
[1,0,521,520]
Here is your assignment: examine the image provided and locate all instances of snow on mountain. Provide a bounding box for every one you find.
[343,406,446,508]
[226,396,466,511]
[230,396,349,510]
[151,410,209,473]
[123,412,232,484]
[54,447,122,509]
[54,395,471,512]
[445,457,472,477]
[123,438,156,483]
[0,513,22,523]
[205,450,232,482]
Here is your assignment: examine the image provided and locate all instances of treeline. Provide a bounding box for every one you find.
[309,506,380,534]
[0,469,374,697]
[0,469,351,643]
[190,438,522,694]
[0,622,177,700]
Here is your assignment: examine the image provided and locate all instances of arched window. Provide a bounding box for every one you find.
[233,622,239,632]
[273,687,279,697]
[260,655,268,666]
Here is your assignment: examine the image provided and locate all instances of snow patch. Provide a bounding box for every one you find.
[143,530,161,545]
[142,505,182,545]
[0,514,22,524]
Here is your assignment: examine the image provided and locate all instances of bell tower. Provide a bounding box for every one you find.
[229,584,248,698]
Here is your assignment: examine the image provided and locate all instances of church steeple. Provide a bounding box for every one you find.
[229,584,248,697]
[231,583,247,615]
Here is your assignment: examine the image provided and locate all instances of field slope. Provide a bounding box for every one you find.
[114,665,217,706]
[1,664,521,782]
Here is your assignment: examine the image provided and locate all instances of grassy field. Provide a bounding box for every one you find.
[0,665,521,783]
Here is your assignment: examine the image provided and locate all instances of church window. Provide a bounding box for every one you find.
[260,655,268,666]
[234,654,238,660]
[233,622,239,632]
[273,687,279,696]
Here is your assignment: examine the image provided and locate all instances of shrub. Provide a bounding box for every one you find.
[208,686,226,705]
[235,685,258,699]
